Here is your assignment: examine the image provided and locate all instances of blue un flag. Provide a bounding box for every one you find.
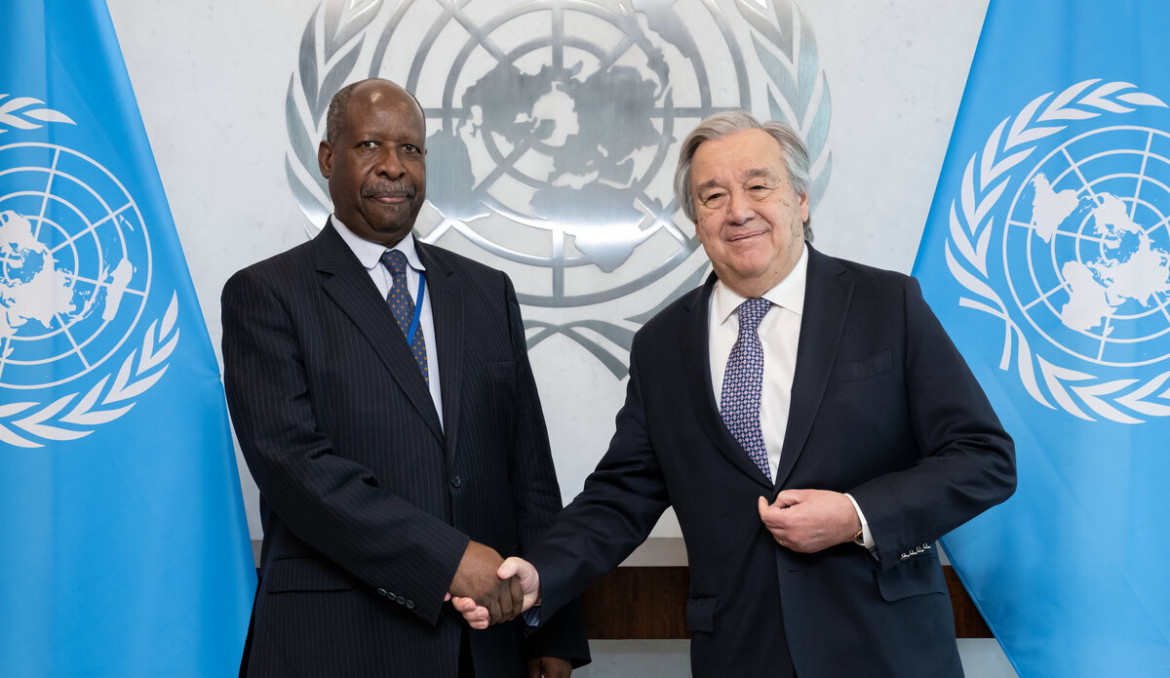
[0,1,256,675]
[914,0,1170,675]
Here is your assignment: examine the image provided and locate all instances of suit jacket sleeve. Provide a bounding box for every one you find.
[222,264,469,626]
[525,344,674,618]
[496,275,591,664]
[847,276,1016,568]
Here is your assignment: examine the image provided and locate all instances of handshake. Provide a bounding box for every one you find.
[446,540,540,629]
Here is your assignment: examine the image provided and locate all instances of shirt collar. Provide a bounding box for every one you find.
[711,245,808,325]
[331,215,426,273]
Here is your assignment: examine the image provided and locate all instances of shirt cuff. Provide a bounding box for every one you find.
[844,492,875,550]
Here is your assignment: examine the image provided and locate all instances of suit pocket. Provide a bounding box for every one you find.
[266,555,357,593]
[830,349,893,382]
[875,550,947,602]
[685,596,717,633]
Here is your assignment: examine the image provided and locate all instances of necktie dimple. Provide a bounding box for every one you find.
[720,297,773,482]
[381,250,428,382]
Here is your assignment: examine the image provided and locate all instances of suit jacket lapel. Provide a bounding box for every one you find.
[418,242,464,467]
[683,274,776,489]
[313,223,444,443]
[773,245,853,489]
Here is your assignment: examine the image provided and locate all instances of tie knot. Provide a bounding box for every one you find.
[737,298,771,329]
[380,249,409,279]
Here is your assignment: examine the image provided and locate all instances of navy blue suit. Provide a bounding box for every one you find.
[526,245,1015,677]
[222,223,588,677]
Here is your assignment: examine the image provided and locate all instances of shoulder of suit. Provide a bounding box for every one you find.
[236,236,315,272]
[225,236,317,288]
[811,246,912,288]
[635,282,707,340]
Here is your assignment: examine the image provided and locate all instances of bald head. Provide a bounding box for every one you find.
[325,79,425,145]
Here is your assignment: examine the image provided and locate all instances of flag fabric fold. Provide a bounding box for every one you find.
[914,1,1170,675]
[0,1,256,675]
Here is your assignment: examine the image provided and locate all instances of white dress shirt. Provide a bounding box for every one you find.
[707,245,873,548]
[333,218,444,428]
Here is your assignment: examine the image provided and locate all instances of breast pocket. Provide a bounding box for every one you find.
[830,349,894,383]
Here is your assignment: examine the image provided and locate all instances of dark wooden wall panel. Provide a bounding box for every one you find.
[580,566,991,640]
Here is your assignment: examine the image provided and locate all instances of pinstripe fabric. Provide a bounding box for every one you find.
[222,223,588,677]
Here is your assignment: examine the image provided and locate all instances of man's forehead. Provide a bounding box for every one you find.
[693,160,787,187]
[340,95,425,136]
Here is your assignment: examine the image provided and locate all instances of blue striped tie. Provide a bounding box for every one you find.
[381,250,428,382]
[720,298,772,482]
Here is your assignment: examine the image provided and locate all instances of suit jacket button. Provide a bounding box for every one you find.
[406,600,415,610]
[450,475,463,488]
[377,588,388,597]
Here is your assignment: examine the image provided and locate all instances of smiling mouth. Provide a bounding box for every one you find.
[728,230,765,242]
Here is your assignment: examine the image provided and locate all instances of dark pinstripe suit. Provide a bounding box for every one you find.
[222,222,588,677]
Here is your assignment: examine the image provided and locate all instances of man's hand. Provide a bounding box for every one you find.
[448,541,524,625]
[528,656,572,678]
[452,556,541,629]
[757,490,862,553]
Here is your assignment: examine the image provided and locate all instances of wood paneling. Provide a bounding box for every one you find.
[580,566,991,639]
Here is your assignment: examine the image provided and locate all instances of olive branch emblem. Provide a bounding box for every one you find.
[283,0,831,379]
[0,294,180,447]
[944,79,1170,423]
[0,94,75,134]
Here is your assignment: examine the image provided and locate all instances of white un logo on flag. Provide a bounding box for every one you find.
[0,109,178,448]
[1005,127,1170,367]
[0,143,152,389]
[945,79,1170,423]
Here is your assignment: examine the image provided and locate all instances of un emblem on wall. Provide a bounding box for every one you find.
[286,0,831,375]
[945,80,1170,423]
[0,100,178,447]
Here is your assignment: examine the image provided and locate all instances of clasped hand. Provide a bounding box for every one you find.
[757,489,862,553]
[451,556,540,629]
[446,541,526,625]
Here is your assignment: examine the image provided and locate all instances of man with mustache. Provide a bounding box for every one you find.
[221,79,588,678]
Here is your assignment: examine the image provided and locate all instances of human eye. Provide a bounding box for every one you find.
[747,182,775,198]
[700,190,727,209]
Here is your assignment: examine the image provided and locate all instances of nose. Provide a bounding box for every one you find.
[725,188,754,225]
[375,146,405,179]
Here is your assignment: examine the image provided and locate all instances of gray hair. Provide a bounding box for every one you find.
[325,81,363,146]
[673,111,813,240]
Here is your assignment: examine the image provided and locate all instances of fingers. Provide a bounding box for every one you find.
[497,556,522,580]
[508,573,524,616]
[451,595,491,630]
[498,574,517,622]
[541,656,573,678]
[485,595,503,625]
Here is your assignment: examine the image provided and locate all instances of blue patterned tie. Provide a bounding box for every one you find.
[720,298,773,482]
[381,250,428,382]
